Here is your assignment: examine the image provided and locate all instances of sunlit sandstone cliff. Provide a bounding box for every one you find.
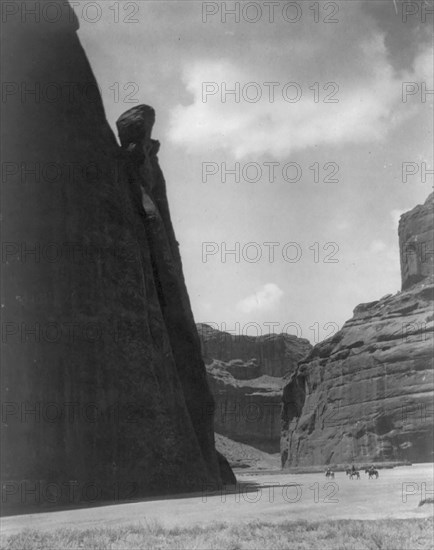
[281,194,434,466]
[399,193,434,290]
[1,1,233,507]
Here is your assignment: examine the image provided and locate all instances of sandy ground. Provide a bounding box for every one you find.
[1,464,433,537]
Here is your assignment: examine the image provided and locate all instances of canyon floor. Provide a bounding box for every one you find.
[1,464,432,543]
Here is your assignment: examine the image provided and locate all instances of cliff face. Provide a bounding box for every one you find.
[207,362,283,453]
[399,193,434,290]
[198,325,312,452]
[198,324,312,378]
[1,1,233,508]
[281,196,434,467]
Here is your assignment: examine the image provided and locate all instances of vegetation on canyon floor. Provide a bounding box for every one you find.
[3,517,433,550]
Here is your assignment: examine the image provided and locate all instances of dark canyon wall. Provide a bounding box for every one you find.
[1,1,233,508]
[281,194,434,467]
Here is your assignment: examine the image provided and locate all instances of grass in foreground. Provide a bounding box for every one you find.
[2,518,433,550]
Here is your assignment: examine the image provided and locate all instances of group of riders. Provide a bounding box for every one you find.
[325,464,379,479]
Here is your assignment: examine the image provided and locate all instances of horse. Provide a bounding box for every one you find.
[325,470,335,479]
[346,468,360,479]
[366,468,379,479]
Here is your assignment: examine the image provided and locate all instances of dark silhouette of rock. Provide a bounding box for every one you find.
[216,450,237,484]
[198,324,312,452]
[117,105,156,148]
[1,0,233,508]
[281,195,434,467]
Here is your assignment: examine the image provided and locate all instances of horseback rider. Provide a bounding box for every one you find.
[351,464,356,473]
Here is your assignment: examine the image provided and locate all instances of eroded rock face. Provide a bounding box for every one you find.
[281,196,434,467]
[399,193,434,290]
[198,324,312,377]
[198,325,312,452]
[207,362,283,453]
[1,1,233,507]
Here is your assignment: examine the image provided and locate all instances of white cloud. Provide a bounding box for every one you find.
[236,283,283,314]
[168,40,432,159]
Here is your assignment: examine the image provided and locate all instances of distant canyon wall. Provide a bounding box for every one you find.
[198,323,312,378]
[198,325,312,452]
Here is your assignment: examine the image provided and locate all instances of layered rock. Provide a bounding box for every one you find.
[1,1,233,508]
[281,196,434,467]
[399,193,434,290]
[198,323,312,377]
[199,325,312,452]
[207,362,283,453]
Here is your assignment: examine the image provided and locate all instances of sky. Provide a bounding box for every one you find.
[76,0,433,344]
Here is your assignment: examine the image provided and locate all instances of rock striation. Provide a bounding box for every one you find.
[198,323,312,378]
[281,196,434,467]
[1,1,233,508]
[198,325,312,452]
[399,193,434,290]
[207,362,283,453]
